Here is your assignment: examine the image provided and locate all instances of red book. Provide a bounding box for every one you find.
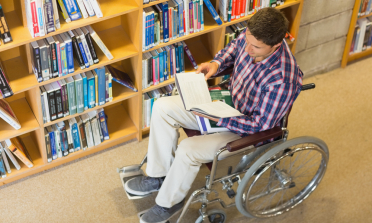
[236,0,241,19]
[232,0,236,20]
[30,1,40,37]
[241,0,246,16]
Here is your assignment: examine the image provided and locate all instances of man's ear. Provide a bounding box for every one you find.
[273,42,282,49]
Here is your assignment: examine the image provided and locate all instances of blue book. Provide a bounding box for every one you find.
[61,33,74,74]
[81,73,88,110]
[175,44,179,73]
[97,108,109,140]
[176,0,184,37]
[150,11,154,48]
[169,46,174,77]
[94,67,106,106]
[161,3,169,42]
[162,47,168,80]
[86,71,96,109]
[203,0,222,25]
[48,128,57,160]
[62,0,82,21]
[157,49,164,82]
[145,11,149,50]
[73,30,89,68]
[178,43,184,73]
[70,122,81,151]
[200,0,204,30]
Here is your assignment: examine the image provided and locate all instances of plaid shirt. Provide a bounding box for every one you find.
[212,29,303,137]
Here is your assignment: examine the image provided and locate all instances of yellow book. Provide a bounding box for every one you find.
[5,138,33,168]
[93,70,99,106]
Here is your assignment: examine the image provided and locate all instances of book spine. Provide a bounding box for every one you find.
[33,47,43,82]
[0,111,21,130]
[66,41,74,73]
[179,44,184,72]
[183,42,198,69]
[145,13,149,50]
[41,94,47,123]
[193,0,197,32]
[57,0,72,22]
[55,88,64,118]
[50,42,59,76]
[179,2,184,37]
[204,0,223,25]
[189,2,194,33]
[71,123,81,151]
[44,133,52,162]
[159,52,164,82]
[71,35,85,69]
[91,32,113,60]
[75,80,84,113]
[105,74,109,102]
[8,144,33,168]
[44,0,56,33]
[98,110,109,140]
[3,145,21,170]
[81,36,93,66]
[54,129,62,157]
[175,46,179,73]
[0,153,6,177]
[63,84,69,116]
[200,0,204,30]
[47,131,55,158]
[40,47,50,80]
[142,11,146,51]
[1,147,10,173]
[60,130,69,156]
[35,0,46,37]
[59,84,66,116]
[47,90,57,121]
[97,68,106,106]
[85,33,99,64]
[79,122,87,150]
[66,126,74,153]
[82,0,95,17]
[76,0,88,18]
[83,76,88,110]
[52,0,61,29]
[30,1,40,37]
[67,82,77,115]
[55,42,62,77]
[78,37,89,68]
[150,12,154,47]
[62,0,82,20]
[88,78,95,108]
[108,74,112,102]
[88,0,103,17]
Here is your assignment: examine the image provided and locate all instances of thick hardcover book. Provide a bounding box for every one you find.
[44,0,56,33]
[81,26,99,64]
[73,30,89,68]
[44,128,52,162]
[5,139,33,168]
[68,30,85,69]
[0,99,21,130]
[86,71,96,108]
[106,65,138,92]
[51,82,64,119]
[62,0,82,21]
[204,0,222,25]
[81,73,88,110]
[175,72,243,119]
[30,41,43,82]
[44,83,57,121]
[97,108,109,140]
[46,37,58,77]
[2,142,21,170]
[182,41,198,69]
[73,74,84,113]
[85,25,113,60]
[37,39,50,81]
[60,33,74,73]
[65,76,77,115]
[76,28,93,66]
[94,67,106,106]
[76,116,87,150]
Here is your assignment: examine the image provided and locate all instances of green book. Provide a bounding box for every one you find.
[73,74,84,114]
[65,76,77,115]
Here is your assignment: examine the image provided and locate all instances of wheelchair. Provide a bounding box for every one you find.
[117,66,329,222]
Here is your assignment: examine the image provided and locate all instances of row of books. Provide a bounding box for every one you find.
[225,21,248,46]
[25,0,103,38]
[350,17,372,54]
[31,25,113,83]
[0,4,12,45]
[143,0,222,51]
[44,108,109,163]
[142,41,197,89]
[358,0,372,17]
[40,65,137,124]
[142,84,175,128]
[219,0,285,22]
[0,138,33,178]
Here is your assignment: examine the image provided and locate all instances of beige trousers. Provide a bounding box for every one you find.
[146,96,241,208]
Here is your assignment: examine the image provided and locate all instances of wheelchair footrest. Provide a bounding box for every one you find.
[118,166,153,200]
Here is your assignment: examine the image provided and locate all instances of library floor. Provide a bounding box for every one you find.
[2,57,372,223]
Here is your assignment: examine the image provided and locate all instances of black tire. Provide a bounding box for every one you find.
[195,209,227,223]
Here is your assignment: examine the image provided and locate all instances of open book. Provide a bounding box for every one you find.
[175,72,243,119]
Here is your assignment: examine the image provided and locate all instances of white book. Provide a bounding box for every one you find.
[85,25,113,60]
[76,28,94,66]
[40,86,50,123]
[219,0,227,21]
[25,0,40,38]
[35,0,46,36]
[82,0,95,16]
[0,143,11,174]
[81,114,94,148]
[51,0,61,29]
[357,18,368,53]
[1,142,21,170]
[200,0,204,30]
[76,0,89,18]
[88,0,103,18]
[64,120,75,153]
[175,72,243,119]
[0,99,21,130]
[87,111,101,146]
[183,0,190,35]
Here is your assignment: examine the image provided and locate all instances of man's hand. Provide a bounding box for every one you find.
[196,62,219,80]
[192,111,220,122]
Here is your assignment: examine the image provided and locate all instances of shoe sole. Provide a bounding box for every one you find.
[139,208,182,223]
[124,178,159,196]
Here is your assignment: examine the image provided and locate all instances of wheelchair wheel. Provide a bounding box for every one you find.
[195,209,227,223]
[235,136,329,218]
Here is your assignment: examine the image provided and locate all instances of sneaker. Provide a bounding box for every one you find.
[125,176,164,196]
[140,201,184,223]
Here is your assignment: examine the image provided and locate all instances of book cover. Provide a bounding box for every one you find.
[0,100,21,130]
[5,139,33,168]
[106,65,138,92]
[62,0,82,21]
[72,74,84,113]
[24,0,40,38]
[0,142,11,173]
[44,0,56,33]
[57,0,71,23]
[76,28,93,66]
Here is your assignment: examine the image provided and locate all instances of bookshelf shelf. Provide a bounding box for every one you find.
[0,0,304,185]
[0,98,39,142]
[0,0,139,53]
[358,12,372,20]
[348,47,372,62]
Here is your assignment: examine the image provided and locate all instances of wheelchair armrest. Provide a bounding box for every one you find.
[226,126,283,152]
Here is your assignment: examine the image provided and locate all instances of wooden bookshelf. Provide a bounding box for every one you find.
[342,0,370,67]
[0,0,303,185]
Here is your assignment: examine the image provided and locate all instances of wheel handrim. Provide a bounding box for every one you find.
[244,143,328,217]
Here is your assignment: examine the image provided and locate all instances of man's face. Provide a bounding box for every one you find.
[245,29,276,58]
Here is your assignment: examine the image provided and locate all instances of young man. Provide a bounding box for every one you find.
[126,7,303,223]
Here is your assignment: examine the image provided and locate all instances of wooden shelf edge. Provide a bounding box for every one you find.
[0,8,140,53]
[347,47,372,62]
[143,0,168,8]
[0,133,137,186]
[142,78,175,93]
[358,12,372,20]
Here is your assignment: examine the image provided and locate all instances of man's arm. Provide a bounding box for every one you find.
[216,82,301,135]
[211,30,246,75]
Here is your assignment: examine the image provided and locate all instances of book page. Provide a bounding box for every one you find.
[176,72,211,110]
[192,101,244,119]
